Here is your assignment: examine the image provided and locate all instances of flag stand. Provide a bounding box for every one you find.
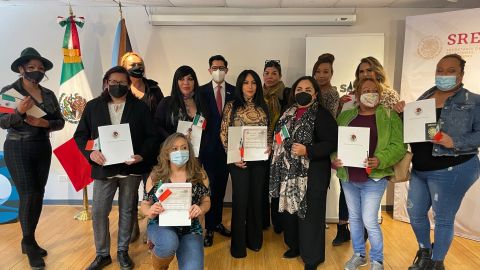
[74,188,92,221]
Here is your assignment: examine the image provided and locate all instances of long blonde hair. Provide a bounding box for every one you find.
[353,56,390,92]
[150,133,206,186]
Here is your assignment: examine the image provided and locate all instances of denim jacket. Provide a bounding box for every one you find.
[418,86,480,156]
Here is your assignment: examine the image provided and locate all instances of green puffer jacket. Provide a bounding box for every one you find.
[334,105,407,181]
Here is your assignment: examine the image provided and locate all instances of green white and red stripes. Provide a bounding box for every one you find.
[275,125,290,144]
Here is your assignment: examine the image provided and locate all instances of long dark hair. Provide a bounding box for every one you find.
[231,70,269,123]
[168,65,207,123]
[288,76,324,107]
[100,66,133,102]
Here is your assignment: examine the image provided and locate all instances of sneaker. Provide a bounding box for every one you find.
[370,261,384,270]
[344,254,367,270]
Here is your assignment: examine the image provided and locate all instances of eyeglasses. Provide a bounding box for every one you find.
[108,79,129,86]
[265,60,281,65]
[211,66,227,72]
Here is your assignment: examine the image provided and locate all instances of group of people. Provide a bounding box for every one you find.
[1,47,478,270]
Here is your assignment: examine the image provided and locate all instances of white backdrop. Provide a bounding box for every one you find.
[0,5,462,202]
[305,34,384,221]
[395,8,480,241]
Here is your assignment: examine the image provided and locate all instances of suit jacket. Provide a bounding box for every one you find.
[74,94,159,179]
[199,81,235,160]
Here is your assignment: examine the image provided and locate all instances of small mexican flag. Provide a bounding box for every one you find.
[0,94,17,114]
[193,114,207,129]
[275,125,290,144]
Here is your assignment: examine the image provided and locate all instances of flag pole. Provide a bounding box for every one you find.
[63,3,92,222]
[74,188,92,221]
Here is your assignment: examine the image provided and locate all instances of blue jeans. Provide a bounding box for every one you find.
[342,178,387,262]
[147,224,204,270]
[407,156,479,260]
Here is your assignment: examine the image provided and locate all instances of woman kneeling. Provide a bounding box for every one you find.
[141,133,211,270]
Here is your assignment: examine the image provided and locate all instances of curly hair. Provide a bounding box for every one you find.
[149,133,207,186]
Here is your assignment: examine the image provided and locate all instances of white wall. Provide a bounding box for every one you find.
[0,6,459,202]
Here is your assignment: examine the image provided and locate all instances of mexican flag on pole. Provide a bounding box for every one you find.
[53,14,93,192]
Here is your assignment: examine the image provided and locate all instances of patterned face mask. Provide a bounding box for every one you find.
[359,93,379,108]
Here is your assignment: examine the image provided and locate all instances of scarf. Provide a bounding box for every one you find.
[269,102,318,218]
[263,81,285,131]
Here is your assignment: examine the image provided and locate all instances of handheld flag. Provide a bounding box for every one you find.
[0,94,17,114]
[192,114,207,130]
[275,125,290,144]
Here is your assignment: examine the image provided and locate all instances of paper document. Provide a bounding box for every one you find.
[338,126,370,168]
[227,126,268,163]
[176,120,202,157]
[156,183,192,226]
[98,123,134,166]
[403,99,436,143]
[3,88,46,118]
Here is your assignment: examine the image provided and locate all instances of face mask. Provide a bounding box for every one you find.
[212,69,226,83]
[128,66,144,78]
[435,75,458,91]
[360,93,379,108]
[23,70,45,84]
[295,92,313,106]
[109,84,129,98]
[170,150,189,166]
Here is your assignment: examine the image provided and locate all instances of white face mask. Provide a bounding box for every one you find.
[360,93,379,108]
[212,69,226,83]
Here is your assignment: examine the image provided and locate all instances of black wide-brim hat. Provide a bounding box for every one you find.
[11,47,53,73]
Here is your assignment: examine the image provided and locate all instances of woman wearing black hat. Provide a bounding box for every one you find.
[0,47,65,269]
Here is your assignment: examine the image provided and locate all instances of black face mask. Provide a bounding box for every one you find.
[109,85,129,98]
[295,92,313,106]
[23,71,45,84]
[128,66,144,78]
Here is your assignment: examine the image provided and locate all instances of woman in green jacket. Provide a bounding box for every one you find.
[333,78,406,270]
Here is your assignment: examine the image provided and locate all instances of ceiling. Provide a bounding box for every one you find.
[1,0,480,8]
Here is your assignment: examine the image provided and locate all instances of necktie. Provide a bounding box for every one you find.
[215,85,223,114]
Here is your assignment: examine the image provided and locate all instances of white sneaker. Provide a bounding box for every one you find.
[370,261,384,270]
[344,254,367,270]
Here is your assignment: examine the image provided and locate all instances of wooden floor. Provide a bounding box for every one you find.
[1,206,479,270]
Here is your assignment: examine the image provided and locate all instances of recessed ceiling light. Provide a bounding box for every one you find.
[447,0,458,2]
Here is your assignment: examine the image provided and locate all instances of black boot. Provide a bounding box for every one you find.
[22,240,45,270]
[22,238,48,257]
[408,248,432,270]
[425,260,445,270]
[332,223,350,246]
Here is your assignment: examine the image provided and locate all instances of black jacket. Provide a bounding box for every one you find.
[74,94,159,179]
[0,79,65,141]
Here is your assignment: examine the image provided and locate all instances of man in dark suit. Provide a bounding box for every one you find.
[199,55,235,247]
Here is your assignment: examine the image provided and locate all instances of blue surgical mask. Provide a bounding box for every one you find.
[435,75,458,91]
[169,150,189,166]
